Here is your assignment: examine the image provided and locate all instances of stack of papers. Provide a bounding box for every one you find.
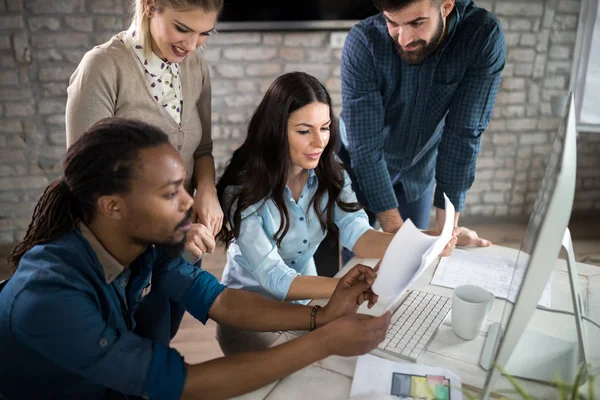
[350,354,462,400]
[372,194,455,314]
[430,249,552,307]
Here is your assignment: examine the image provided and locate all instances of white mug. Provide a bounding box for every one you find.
[451,285,495,340]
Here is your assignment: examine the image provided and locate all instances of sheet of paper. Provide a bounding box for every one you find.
[350,354,462,400]
[372,194,455,314]
[430,248,552,307]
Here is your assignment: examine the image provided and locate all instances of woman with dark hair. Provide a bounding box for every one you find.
[215,72,458,354]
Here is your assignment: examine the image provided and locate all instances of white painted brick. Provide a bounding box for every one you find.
[504,33,520,47]
[326,77,341,92]
[211,80,235,95]
[262,34,283,46]
[0,121,22,134]
[236,81,257,93]
[501,77,526,90]
[549,44,571,59]
[38,65,74,81]
[543,75,567,89]
[506,118,538,131]
[483,192,505,204]
[0,176,48,190]
[279,48,304,61]
[283,64,330,82]
[520,33,536,47]
[94,16,122,32]
[247,63,282,77]
[520,132,548,144]
[215,64,245,78]
[211,33,261,45]
[546,61,572,75]
[533,54,547,78]
[63,16,93,32]
[35,49,62,61]
[5,102,34,117]
[224,48,277,61]
[283,33,327,47]
[38,99,65,115]
[514,63,533,77]
[557,0,581,13]
[45,114,65,125]
[496,2,544,17]
[307,49,332,63]
[89,0,124,14]
[494,169,515,179]
[492,133,518,145]
[542,8,555,29]
[202,47,221,63]
[550,30,577,45]
[32,33,89,49]
[507,48,536,63]
[495,205,509,216]
[553,15,579,30]
[0,15,23,29]
[25,0,84,13]
[509,18,533,31]
[27,17,60,32]
[526,105,539,117]
[535,30,550,52]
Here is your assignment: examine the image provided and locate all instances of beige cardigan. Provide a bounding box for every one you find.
[66,31,212,190]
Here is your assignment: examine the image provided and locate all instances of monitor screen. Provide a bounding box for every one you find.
[217,0,380,30]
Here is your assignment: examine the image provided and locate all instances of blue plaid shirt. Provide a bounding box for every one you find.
[340,0,505,212]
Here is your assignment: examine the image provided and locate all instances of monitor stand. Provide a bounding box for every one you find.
[479,228,589,385]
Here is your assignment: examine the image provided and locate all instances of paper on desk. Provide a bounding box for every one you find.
[350,354,462,400]
[430,249,552,307]
[372,194,455,314]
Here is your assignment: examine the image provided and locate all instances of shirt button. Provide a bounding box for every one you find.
[299,217,304,221]
[298,251,302,254]
[179,126,183,132]
[99,338,108,347]
[303,239,307,244]
[119,280,125,287]
[177,145,182,150]
[291,260,296,265]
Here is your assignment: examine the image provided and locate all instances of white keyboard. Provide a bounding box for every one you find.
[377,290,451,362]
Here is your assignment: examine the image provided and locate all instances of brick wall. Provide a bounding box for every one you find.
[0,0,599,243]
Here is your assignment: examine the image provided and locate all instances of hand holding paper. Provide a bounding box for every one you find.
[371,194,455,314]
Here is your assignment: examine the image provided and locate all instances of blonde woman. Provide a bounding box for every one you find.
[66,0,223,344]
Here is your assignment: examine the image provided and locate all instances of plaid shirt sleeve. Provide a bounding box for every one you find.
[341,27,400,214]
[434,20,506,211]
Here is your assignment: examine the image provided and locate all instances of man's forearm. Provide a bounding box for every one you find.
[182,330,330,400]
[193,155,216,190]
[208,288,314,332]
[435,207,460,231]
[376,208,404,233]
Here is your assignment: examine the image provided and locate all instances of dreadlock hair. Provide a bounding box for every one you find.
[216,71,363,249]
[7,117,170,271]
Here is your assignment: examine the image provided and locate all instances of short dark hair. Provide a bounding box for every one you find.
[373,0,442,12]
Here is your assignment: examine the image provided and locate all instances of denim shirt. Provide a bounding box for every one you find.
[221,170,373,302]
[340,0,506,212]
[0,224,225,399]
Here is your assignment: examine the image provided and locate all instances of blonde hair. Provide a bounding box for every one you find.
[130,0,223,57]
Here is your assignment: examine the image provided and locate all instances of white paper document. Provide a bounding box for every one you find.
[372,194,455,314]
[430,249,552,307]
[350,354,462,400]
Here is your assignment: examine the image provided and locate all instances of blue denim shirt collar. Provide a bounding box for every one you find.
[79,223,125,284]
[307,169,317,188]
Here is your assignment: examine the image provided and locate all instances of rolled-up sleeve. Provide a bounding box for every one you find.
[341,26,399,213]
[334,171,373,250]
[234,205,300,300]
[153,253,226,324]
[9,274,186,399]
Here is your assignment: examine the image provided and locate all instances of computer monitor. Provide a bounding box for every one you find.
[480,92,583,398]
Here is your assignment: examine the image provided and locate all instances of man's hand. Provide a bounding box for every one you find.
[319,312,391,357]
[455,226,491,248]
[376,209,403,233]
[184,223,216,259]
[193,185,224,236]
[319,264,379,326]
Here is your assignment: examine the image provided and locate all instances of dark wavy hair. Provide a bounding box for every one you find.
[7,117,170,270]
[217,71,362,248]
[373,0,442,11]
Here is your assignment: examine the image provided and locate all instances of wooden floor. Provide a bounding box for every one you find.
[1,219,599,365]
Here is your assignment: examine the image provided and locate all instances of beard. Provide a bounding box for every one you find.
[393,13,445,65]
[133,208,193,261]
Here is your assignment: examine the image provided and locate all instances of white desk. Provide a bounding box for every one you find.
[235,245,600,399]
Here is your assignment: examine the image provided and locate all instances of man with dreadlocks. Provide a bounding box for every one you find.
[0,118,389,399]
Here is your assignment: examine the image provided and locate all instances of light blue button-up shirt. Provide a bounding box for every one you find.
[221,170,373,301]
